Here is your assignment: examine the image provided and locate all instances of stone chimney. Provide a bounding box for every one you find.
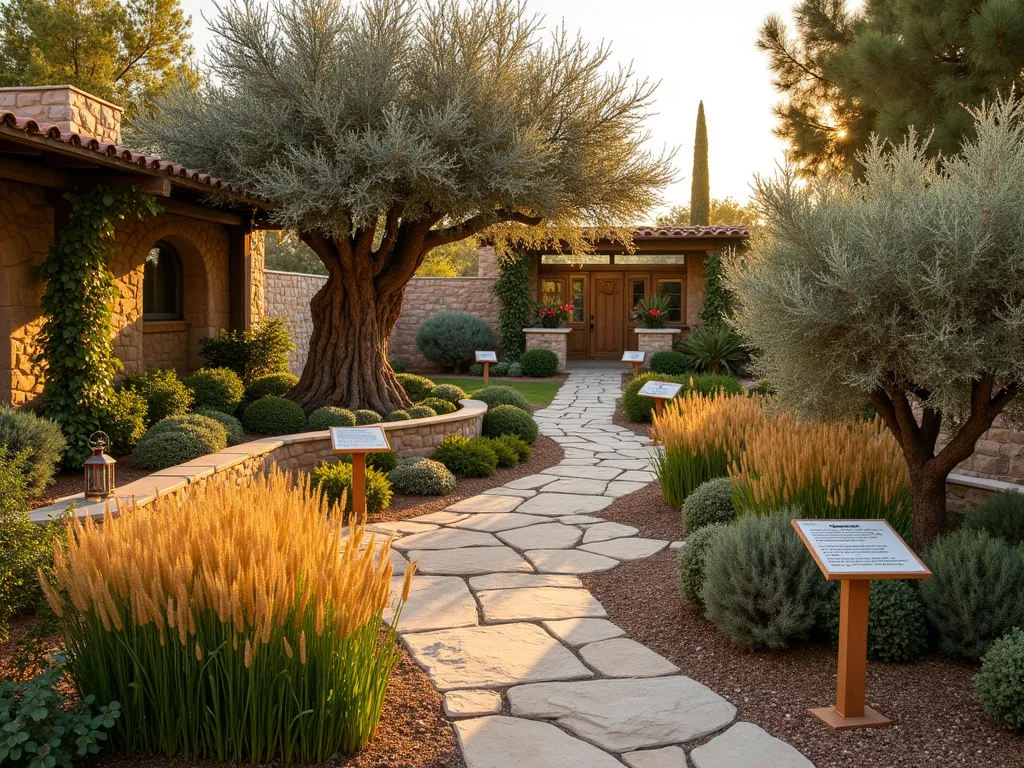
[0,84,123,144]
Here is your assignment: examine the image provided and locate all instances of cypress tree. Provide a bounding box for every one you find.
[690,101,710,226]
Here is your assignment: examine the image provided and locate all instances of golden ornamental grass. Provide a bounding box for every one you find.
[43,468,412,763]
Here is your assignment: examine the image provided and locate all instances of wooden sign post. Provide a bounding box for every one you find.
[476,351,497,384]
[793,519,931,730]
[622,350,645,379]
[637,379,683,420]
[330,426,392,516]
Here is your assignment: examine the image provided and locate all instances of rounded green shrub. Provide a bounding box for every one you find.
[181,367,245,413]
[474,385,530,412]
[307,406,356,431]
[420,397,456,415]
[520,348,558,377]
[650,350,689,375]
[355,409,383,425]
[492,433,531,464]
[683,477,737,533]
[507,362,524,377]
[310,461,392,513]
[822,580,928,662]
[414,311,496,371]
[336,451,400,474]
[919,529,1024,661]
[702,511,832,649]
[131,432,215,470]
[492,361,510,377]
[396,373,435,402]
[408,405,437,419]
[195,407,245,446]
[122,369,193,424]
[242,396,306,436]
[975,627,1024,732]
[386,410,411,422]
[483,404,538,444]
[97,389,148,456]
[244,372,299,401]
[485,436,520,468]
[621,372,743,423]
[677,523,727,608]
[142,414,229,453]
[963,491,1024,547]
[0,407,65,498]
[388,457,456,496]
[469,363,484,376]
[389,358,407,374]
[430,384,467,404]
[432,434,498,478]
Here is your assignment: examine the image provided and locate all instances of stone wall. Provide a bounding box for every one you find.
[940,413,1024,486]
[0,85,123,143]
[264,270,325,375]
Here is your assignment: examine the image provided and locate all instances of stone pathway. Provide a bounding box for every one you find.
[380,369,814,768]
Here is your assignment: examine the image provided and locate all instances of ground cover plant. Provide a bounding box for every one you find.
[44,470,411,762]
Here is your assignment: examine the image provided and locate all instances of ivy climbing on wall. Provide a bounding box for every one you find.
[491,253,532,362]
[699,248,732,328]
[36,186,161,464]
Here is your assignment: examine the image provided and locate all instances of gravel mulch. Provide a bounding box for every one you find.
[584,489,1024,768]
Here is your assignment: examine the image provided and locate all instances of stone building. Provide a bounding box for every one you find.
[0,85,272,406]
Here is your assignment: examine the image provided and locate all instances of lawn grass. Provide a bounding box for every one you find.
[429,377,564,406]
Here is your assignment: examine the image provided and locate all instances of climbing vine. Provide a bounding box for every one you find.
[491,253,532,361]
[699,249,733,328]
[36,186,161,464]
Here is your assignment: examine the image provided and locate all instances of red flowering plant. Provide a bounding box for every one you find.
[534,302,575,328]
[630,294,673,328]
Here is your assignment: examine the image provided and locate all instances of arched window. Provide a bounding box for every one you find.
[143,241,183,321]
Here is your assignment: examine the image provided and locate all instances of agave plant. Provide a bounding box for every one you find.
[679,325,746,375]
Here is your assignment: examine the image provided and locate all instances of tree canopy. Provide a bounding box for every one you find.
[656,197,760,228]
[0,0,197,119]
[727,95,1024,543]
[758,0,1024,177]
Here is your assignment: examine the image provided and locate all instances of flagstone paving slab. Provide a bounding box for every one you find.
[621,746,687,768]
[450,513,551,532]
[367,520,439,535]
[606,481,651,498]
[478,587,606,623]
[580,537,669,561]
[410,547,534,576]
[503,474,561,490]
[689,723,815,768]
[559,514,606,525]
[542,465,624,481]
[498,522,582,550]
[469,573,583,591]
[541,478,610,495]
[394,528,503,551]
[582,522,640,543]
[447,495,524,514]
[525,549,619,574]
[387,575,478,633]
[618,470,658,483]
[482,487,537,498]
[542,618,625,647]
[454,716,624,768]
[443,690,503,718]
[517,493,613,516]
[597,459,652,470]
[404,623,593,690]
[409,511,470,525]
[507,677,736,751]
[577,637,679,678]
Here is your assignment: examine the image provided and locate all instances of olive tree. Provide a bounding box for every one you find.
[727,95,1024,546]
[134,0,672,412]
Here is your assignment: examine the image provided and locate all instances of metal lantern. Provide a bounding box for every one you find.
[83,431,116,500]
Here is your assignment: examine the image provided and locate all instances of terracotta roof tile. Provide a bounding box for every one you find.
[633,225,749,239]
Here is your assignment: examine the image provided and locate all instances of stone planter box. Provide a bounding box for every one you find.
[30,399,487,524]
[634,328,682,364]
[523,327,572,371]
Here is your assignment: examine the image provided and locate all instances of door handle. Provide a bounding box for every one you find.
[589,314,594,332]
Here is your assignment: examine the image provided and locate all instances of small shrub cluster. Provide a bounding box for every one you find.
[243,396,307,436]
[420,397,456,415]
[430,384,467,403]
[199,318,294,383]
[482,404,538,444]
[310,461,392,513]
[355,409,383,425]
[97,388,148,455]
[650,350,689,375]
[336,451,400,474]
[0,407,65,497]
[132,414,229,470]
[682,477,736,532]
[507,362,524,377]
[396,374,435,402]
[307,406,356,431]
[194,408,245,446]
[976,628,1024,732]
[122,369,193,424]
[432,434,498,477]
[408,405,437,419]
[822,580,928,662]
[415,311,495,372]
[469,362,484,376]
[963,491,1024,546]
[520,348,558,377]
[245,372,299,401]
[676,523,726,608]
[182,367,245,414]
[622,372,742,423]
[386,410,411,422]
[388,457,457,496]
[474,385,530,412]
[389,358,407,374]
[492,361,510,377]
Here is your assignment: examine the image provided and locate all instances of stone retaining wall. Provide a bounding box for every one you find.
[31,400,486,524]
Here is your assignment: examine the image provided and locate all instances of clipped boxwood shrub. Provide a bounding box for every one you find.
[132,432,215,470]
[507,362,524,377]
[682,477,737,532]
[963,490,1024,547]
[483,404,539,444]
[96,389,148,456]
[702,511,831,649]
[396,373,435,402]
[182,367,245,414]
[307,406,356,431]
[420,397,456,415]
[122,369,193,424]
[677,523,727,608]
[245,372,299,401]
[408,405,437,419]
[0,406,65,498]
[976,627,1024,732]
[414,311,496,372]
[432,434,498,478]
[474,385,530,412]
[195,407,245,446]
[310,461,392,513]
[650,350,689,375]
[388,457,456,496]
[822,580,928,662]
[430,384,467,404]
[142,414,229,453]
[242,396,306,436]
[520,348,558,377]
[469,363,484,376]
[621,372,743,423]
[386,410,411,422]
[919,529,1024,661]
[492,361,510,377]
[355,409,383,425]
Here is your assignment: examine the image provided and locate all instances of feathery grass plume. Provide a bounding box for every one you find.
[651,391,765,507]
[45,468,407,763]
[730,412,912,539]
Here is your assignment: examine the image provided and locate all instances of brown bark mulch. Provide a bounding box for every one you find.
[583,487,1024,768]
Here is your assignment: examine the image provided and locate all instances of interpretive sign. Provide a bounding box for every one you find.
[638,381,683,400]
[330,426,391,454]
[475,351,498,363]
[621,350,645,363]
[793,520,930,580]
